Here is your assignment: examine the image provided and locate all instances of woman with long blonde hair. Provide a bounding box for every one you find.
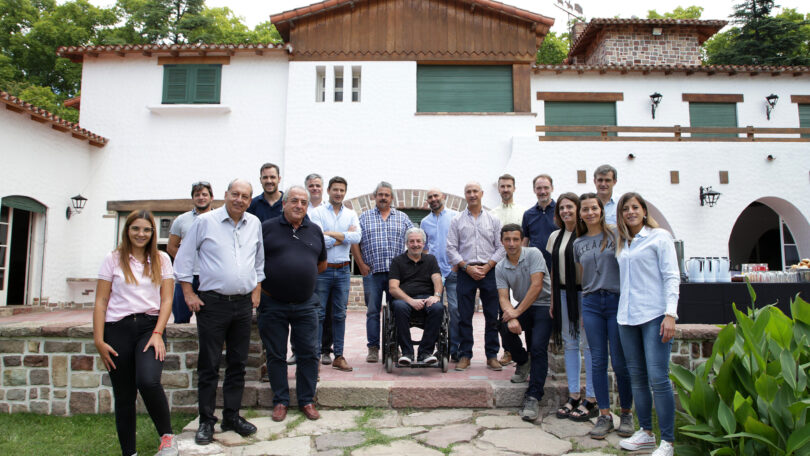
[614,192,679,456]
[93,210,177,456]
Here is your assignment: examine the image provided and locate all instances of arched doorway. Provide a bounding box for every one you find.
[344,188,469,222]
[646,201,675,237]
[728,198,810,271]
[0,195,47,306]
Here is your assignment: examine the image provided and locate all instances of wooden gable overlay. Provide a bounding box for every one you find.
[270,0,554,63]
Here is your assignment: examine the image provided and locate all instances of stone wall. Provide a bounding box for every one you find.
[586,25,703,66]
[0,318,720,414]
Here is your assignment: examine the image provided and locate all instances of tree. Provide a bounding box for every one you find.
[704,1,809,66]
[536,31,569,65]
[647,5,704,19]
[109,0,209,44]
[184,7,282,44]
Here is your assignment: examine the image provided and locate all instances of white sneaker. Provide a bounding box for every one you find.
[620,430,657,451]
[652,440,674,456]
[155,434,179,456]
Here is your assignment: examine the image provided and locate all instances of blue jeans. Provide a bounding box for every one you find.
[582,291,632,410]
[457,269,500,359]
[363,272,389,349]
[619,315,675,442]
[443,271,459,358]
[499,306,553,400]
[172,275,199,323]
[561,290,594,398]
[257,294,319,407]
[315,265,350,356]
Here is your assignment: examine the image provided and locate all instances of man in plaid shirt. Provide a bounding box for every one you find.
[351,182,413,362]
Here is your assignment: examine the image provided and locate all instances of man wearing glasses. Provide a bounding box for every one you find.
[167,181,213,323]
[257,186,327,422]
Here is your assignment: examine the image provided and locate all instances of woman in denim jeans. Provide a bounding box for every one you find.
[547,193,597,421]
[573,193,634,440]
[93,210,177,456]
[614,193,680,456]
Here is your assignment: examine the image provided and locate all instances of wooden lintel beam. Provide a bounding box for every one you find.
[143,51,152,57]
[51,124,70,132]
[115,51,125,57]
[30,115,47,123]
[5,104,23,113]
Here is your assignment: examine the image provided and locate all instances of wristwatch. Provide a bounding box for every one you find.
[434,293,442,298]
[461,263,468,271]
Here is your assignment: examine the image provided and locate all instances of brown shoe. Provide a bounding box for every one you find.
[272,403,288,422]
[498,351,513,366]
[487,358,503,371]
[366,347,379,363]
[332,355,353,372]
[455,357,471,371]
[300,403,320,420]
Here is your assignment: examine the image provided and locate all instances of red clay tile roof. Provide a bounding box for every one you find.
[1,91,108,147]
[533,64,810,76]
[56,43,287,63]
[270,0,554,27]
[568,18,728,60]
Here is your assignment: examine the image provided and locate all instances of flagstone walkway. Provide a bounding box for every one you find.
[176,408,642,455]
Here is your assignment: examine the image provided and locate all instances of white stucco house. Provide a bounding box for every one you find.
[1,0,809,306]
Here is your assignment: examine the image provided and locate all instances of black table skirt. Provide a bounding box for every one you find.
[677,283,809,324]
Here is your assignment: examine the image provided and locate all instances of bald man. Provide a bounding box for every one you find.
[446,182,506,371]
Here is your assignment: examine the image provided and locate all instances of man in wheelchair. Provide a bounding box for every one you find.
[388,228,445,366]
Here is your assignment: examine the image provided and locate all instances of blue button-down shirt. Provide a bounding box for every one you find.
[358,207,413,274]
[309,203,362,263]
[447,209,505,266]
[616,226,680,326]
[420,208,458,277]
[174,206,265,295]
[604,198,617,225]
[522,200,556,268]
[247,192,283,223]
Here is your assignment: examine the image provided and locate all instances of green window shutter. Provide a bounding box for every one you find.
[799,104,810,139]
[1,196,46,214]
[191,65,221,104]
[689,102,737,138]
[417,65,513,112]
[400,209,429,226]
[163,65,189,104]
[544,101,617,136]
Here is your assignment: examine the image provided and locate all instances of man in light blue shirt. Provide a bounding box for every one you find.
[594,164,618,225]
[420,188,459,361]
[174,178,265,445]
[309,176,361,372]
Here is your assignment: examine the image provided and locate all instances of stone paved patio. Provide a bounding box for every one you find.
[176,408,645,455]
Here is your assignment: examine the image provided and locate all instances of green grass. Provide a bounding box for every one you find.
[0,412,196,456]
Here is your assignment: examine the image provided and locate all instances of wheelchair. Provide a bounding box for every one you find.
[381,297,450,373]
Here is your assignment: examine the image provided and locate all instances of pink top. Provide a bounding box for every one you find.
[98,250,173,323]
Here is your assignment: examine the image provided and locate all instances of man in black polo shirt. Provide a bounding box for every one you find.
[258,186,327,422]
[388,227,444,366]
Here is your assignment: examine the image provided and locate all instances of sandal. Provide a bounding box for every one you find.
[556,397,580,419]
[570,398,598,422]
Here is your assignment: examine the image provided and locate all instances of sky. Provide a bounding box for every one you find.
[76,0,808,33]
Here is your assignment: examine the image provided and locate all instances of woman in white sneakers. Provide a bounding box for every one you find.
[93,210,178,456]
[615,192,680,456]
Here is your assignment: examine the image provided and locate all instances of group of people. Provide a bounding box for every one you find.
[93,163,679,456]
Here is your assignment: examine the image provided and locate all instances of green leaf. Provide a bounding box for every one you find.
[682,431,730,444]
[710,448,737,456]
[733,392,757,428]
[670,363,696,392]
[783,350,799,392]
[789,400,810,423]
[766,306,795,349]
[676,445,710,456]
[741,417,782,451]
[792,294,810,326]
[717,399,736,435]
[714,324,736,356]
[746,279,757,304]
[680,424,717,433]
[755,373,780,403]
[786,423,810,455]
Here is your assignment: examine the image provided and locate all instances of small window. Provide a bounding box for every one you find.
[799,104,810,139]
[351,66,361,102]
[544,102,617,136]
[417,65,513,112]
[162,64,221,104]
[334,66,344,102]
[315,66,326,103]
[689,102,738,138]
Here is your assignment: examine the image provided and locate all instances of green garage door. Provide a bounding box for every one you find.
[417,65,513,113]
[689,102,738,138]
[544,101,617,136]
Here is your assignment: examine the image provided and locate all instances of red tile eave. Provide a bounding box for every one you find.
[55,43,287,63]
[533,64,810,77]
[270,0,554,29]
[0,91,108,147]
[567,18,728,60]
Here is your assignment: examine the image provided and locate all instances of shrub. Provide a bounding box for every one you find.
[671,286,810,455]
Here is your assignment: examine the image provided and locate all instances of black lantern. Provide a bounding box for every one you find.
[650,92,662,119]
[66,194,87,220]
[699,186,721,207]
[765,94,779,120]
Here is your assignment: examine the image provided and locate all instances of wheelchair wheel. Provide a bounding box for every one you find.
[441,355,449,373]
[381,302,391,364]
[385,354,393,373]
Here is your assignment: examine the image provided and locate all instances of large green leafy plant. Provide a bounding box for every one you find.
[671,287,810,455]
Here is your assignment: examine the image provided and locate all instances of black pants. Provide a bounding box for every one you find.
[196,291,252,424]
[104,313,172,456]
[391,296,445,358]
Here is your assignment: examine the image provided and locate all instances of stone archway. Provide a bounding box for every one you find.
[344,189,468,214]
[728,197,810,270]
[646,201,675,237]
